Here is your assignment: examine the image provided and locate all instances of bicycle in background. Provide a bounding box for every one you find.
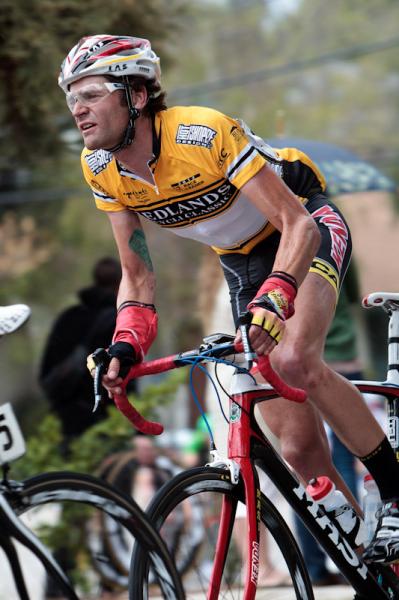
[0,306,184,600]
[98,291,399,599]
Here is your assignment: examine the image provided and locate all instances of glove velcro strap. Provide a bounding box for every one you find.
[108,341,136,361]
[268,271,298,292]
[257,274,297,302]
[249,273,297,320]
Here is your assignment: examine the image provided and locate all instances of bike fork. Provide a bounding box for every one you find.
[207,458,259,600]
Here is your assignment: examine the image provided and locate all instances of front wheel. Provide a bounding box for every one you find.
[130,466,314,599]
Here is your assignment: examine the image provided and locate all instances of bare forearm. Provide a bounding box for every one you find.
[107,212,156,307]
[273,215,320,285]
[241,166,321,286]
[117,268,156,306]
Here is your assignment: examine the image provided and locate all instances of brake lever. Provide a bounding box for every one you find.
[238,312,256,370]
[90,348,111,412]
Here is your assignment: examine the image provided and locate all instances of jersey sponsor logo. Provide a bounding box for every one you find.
[217,148,231,169]
[265,161,283,177]
[311,205,348,271]
[175,124,217,149]
[171,173,203,191]
[230,124,245,142]
[139,182,236,227]
[85,149,113,175]
[90,179,109,195]
[123,188,150,201]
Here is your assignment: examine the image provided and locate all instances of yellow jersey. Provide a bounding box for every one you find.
[81,105,326,255]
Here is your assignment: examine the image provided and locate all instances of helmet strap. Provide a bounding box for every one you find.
[105,76,140,153]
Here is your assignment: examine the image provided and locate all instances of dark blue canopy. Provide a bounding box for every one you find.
[266,137,396,196]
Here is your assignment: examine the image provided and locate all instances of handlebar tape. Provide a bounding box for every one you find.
[234,341,307,403]
[256,355,307,403]
[111,356,177,435]
[113,389,164,435]
[129,356,177,377]
[112,347,306,434]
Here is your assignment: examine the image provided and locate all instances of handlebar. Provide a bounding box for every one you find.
[92,293,399,435]
[95,333,307,436]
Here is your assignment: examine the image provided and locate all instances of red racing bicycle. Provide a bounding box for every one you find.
[95,293,399,599]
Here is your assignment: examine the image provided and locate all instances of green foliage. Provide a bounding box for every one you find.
[166,0,399,180]
[13,368,187,479]
[13,414,64,479]
[0,0,186,168]
[11,368,186,589]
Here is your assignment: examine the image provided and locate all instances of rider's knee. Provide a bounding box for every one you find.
[272,348,324,392]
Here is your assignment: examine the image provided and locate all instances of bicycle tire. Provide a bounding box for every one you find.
[130,465,314,599]
[6,470,184,600]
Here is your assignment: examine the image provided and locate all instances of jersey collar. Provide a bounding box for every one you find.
[149,112,162,167]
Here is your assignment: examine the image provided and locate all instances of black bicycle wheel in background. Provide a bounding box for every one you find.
[130,466,314,599]
[7,471,184,600]
[97,449,184,583]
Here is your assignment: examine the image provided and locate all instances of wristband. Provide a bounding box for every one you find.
[112,303,158,361]
[117,300,156,313]
[248,272,297,320]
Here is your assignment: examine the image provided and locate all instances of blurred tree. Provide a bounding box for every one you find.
[2,0,398,421]
[165,0,399,180]
[0,0,186,169]
[0,0,190,416]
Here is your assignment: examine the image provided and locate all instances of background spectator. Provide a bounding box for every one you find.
[39,256,121,451]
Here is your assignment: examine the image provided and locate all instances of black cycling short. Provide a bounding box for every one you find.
[220,195,352,327]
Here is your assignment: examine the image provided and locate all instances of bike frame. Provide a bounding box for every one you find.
[209,294,399,599]
[211,375,397,599]
[116,292,399,599]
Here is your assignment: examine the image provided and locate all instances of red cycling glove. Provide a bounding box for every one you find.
[248,271,297,321]
[110,301,158,367]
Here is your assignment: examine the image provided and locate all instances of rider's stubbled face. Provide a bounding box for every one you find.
[70,76,128,151]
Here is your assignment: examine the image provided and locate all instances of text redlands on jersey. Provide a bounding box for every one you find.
[81,106,326,255]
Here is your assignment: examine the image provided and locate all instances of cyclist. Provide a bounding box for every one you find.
[59,34,399,564]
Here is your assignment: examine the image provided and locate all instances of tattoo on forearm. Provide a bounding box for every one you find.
[128,229,154,272]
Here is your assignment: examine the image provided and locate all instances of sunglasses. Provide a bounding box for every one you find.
[66,82,125,112]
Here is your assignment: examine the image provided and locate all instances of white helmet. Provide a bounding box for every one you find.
[59,35,161,91]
